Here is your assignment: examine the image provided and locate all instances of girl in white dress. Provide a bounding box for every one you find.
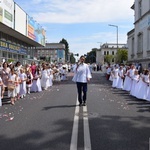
[136,70,149,100]
[116,66,124,89]
[8,68,17,105]
[19,68,27,98]
[49,66,53,87]
[130,70,139,97]
[41,64,49,90]
[31,68,42,92]
[15,72,21,100]
[112,65,119,88]
[26,70,33,94]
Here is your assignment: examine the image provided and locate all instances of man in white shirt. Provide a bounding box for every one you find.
[72,56,92,106]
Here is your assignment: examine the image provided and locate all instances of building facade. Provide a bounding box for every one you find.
[127,0,150,68]
[96,43,127,64]
[0,0,46,64]
[36,43,66,63]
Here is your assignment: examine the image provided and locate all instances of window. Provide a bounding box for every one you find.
[112,51,114,55]
[139,0,142,18]
[132,38,134,54]
[104,51,106,55]
[107,51,109,55]
[138,33,143,52]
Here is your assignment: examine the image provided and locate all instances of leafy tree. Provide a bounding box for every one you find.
[115,49,128,64]
[104,55,113,64]
[59,38,69,61]
[70,53,76,63]
[85,48,97,63]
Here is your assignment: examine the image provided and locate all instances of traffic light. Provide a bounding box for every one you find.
[76,53,79,57]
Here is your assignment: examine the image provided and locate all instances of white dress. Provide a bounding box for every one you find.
[116,69,124,89]
[49,69,53,86]
[31,73,42,92]
[136,75,149,100]
[15,76,20,96]
[19,73,27,96]
[41,69,49,89]
[8,74,16,98]
[112,68,119,88]
[130,74,139,97]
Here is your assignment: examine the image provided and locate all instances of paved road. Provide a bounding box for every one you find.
[0,71,150,150]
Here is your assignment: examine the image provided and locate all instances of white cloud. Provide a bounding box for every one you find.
[26,0,135,24]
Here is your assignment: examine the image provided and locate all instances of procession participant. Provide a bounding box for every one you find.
[14,61,22,74]
[7,68,17,105]
[123,66,130,91]
[19,68,27,98]
[72,55,92,106]
[41,64,49,90]
[112,65,119,88]
[106,64,111,80]
[30,67,42,92]
[14,71,21,100]
[30,61,37,77]
[1,62,10,99]
[136,69,149,100]
[130,70,139,97]
[26,69,33,94]
[116,66,124,89]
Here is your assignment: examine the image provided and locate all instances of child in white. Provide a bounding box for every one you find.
[130,70,139,97]
[19,68,27,98]
[31,68,42,92]
[8,68,16,105]
[26,70,33,94]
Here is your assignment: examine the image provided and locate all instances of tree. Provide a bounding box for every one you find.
[85,48,97,63]
[115,49,128,64]
[70,53,76,63]
[59,38,69,61]
[104,55,113,64]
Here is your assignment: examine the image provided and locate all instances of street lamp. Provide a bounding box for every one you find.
[108,24,118,51]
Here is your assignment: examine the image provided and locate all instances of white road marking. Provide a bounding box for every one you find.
[83,106,91,150]
[70,98,79,150]
[70,98,91,150]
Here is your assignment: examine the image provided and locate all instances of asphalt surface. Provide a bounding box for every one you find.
[0,71,150,150]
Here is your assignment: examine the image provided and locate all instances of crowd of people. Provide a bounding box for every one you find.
[0,61,71,106]
[106,63,150,101]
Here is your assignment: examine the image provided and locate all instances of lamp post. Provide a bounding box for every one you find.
[108,24,118,51]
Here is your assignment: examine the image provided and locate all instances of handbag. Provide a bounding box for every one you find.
[8,83,15,91]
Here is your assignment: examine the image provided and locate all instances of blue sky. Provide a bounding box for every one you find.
[14,0,135,56]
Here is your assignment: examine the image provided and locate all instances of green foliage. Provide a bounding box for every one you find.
[104,55,114,64]
[115,49,128,64]
[85,48,97,63]
[59,38,69,61]
[70,54,76,63]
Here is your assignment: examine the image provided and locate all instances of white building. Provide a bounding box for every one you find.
[127,0,150,68]
[96,43,127,64]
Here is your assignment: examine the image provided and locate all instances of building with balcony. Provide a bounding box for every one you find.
[127,0,150,68]
[96,43,127,64]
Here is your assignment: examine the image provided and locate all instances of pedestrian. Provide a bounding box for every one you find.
[72,55,92,106]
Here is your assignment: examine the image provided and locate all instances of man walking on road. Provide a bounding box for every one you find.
[72,55,92,106]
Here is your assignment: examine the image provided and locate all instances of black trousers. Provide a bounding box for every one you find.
[76,82,87,104]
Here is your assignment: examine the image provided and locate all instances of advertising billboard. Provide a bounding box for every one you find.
[0,0,14,28]
[14,4,26,36]
[27,15,46,46]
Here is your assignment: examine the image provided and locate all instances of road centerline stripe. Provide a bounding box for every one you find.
[70,98,79,150]
[83,106,91,150]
